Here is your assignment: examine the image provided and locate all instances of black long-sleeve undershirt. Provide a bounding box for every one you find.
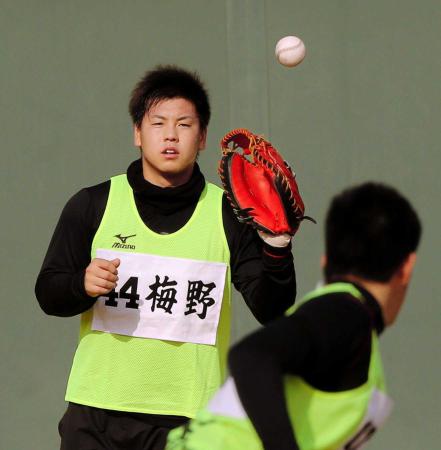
[228,284,384,450]
[35,159,296,323]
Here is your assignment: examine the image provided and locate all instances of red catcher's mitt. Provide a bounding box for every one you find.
[218,128,314,235]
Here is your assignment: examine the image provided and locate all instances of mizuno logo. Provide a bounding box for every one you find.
[112,233,136,250]
[114,234,136,244]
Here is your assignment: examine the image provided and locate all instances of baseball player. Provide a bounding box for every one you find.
[35,66,302,450]
[167,181,421,450]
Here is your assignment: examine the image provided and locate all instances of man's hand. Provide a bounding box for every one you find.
[84,258,120,297]
[219,128,314,236]
[257,230,292,248]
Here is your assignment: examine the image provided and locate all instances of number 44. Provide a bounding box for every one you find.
[102,277,140,309]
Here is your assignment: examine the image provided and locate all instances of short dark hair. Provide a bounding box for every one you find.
[128,65,211,131]
[325,182,421,282]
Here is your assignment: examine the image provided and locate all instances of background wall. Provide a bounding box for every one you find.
[1,1,440,448]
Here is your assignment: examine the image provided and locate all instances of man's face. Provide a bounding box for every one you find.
[134,97,206,187]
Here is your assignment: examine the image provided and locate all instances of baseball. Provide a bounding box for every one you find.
[275,36,306,67]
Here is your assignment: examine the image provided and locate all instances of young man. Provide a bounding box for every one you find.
[167,182,421,450]
[35,66,297,450]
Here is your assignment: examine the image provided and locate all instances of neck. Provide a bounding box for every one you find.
[338,274,397,326]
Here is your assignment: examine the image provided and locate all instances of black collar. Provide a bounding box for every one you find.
[330,279,385,335]
[126,158,206,215]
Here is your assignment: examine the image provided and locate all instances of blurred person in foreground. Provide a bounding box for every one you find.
[167,181,421,450]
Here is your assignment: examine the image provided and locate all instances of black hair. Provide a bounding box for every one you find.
[128,65,210,131]
[325,182,421,282]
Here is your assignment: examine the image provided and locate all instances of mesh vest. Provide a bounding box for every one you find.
[167,283,391,450]
[284,283,390,450]
[65,174,231,418]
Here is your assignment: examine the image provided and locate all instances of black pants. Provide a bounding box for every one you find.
[59,403,189,450]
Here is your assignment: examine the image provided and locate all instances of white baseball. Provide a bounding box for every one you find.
[275,36,306,67]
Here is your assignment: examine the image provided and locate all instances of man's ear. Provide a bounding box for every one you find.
[398,252,417,285]
[134,125,141,147]
[320,255,327,269]
[198,129,207,152]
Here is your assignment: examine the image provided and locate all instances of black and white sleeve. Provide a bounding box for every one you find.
[222,194,296,324]
[35,182,109,317]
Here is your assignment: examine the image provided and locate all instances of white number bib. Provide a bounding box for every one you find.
[340,389,394,450]
[91,249,227,345]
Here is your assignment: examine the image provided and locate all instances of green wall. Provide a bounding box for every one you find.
[1,1,440,448]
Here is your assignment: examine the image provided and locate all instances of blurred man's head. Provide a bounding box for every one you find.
[324,182,421,324]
